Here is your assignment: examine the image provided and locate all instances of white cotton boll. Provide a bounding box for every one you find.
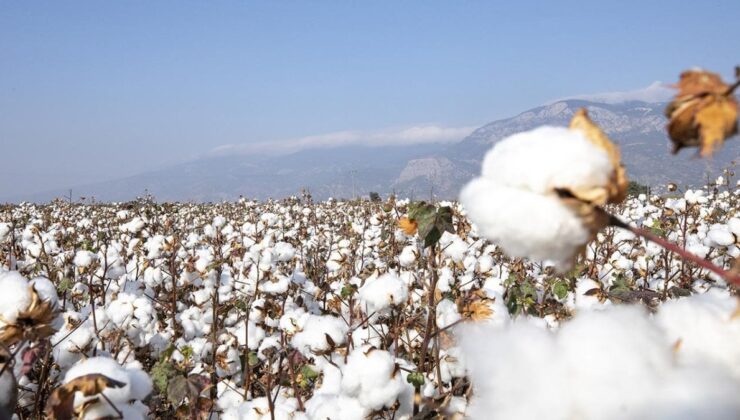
[273,242,296,262]
[217,380,246,411]
[436,299,461,329]
[439,347,467,383]
[461,180,591,271]
[358,273,408,315]
[573,277,606,311]
[557,306,669,419]
[278,308,308,335]
[458,320,566,420]
[459,126,615,271]
[684,189,708,204]
[665,198,687,213]
[120,217,145,234]
[477,254,494,274]
[704,225,736,248]
[399,245,418,268]
[262,274,291,294]
[143,235,166,259]
[459,301,740,420]
[29,276,58,308]
[729,218,740,237]
[222,395,305,420]
[0,223,10,242]
[73,250,97,268]
[655,290,740,377]
[305,394,367,420]
[341,345,409,411]
[212,215,226,228]
[437,268,453,293]
[480,126,613,195]
[351,324,389,348]
[233,320,266,350]
[0,271,32,325]
[440,232,467,263]
[64,357,152,405]
[291,315,347,356]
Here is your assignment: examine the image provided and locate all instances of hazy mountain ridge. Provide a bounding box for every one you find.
[393,100,738,198]
[6,100,738,203]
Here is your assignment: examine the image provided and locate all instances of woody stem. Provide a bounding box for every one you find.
[608,214,740,287]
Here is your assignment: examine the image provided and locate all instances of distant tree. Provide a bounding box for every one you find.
[627,180,649,196]
[369,192,381,202]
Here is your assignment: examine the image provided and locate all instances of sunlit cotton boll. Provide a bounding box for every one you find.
[357,273,408,315]
[460,126,615,270]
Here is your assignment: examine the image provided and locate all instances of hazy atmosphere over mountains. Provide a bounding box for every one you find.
[7,97,739,203]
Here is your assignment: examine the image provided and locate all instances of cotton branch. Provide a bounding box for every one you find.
[607,213,740,287]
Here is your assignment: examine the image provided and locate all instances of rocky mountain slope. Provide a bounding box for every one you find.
[8,100,738,203]
[393,100,739,198]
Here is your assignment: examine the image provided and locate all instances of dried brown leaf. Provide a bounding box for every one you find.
[666,69,739,156]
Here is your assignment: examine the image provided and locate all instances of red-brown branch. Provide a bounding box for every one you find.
[608,215,740,287]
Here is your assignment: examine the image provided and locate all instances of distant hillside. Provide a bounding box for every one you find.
[393,100,739,198]
[7,100,738,203]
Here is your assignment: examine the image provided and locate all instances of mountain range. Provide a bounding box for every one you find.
[7,99,739,203]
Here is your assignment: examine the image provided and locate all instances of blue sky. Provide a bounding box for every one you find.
[1,1,739,195]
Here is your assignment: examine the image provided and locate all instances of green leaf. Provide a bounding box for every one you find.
[340,284,356,299]
[180,346,193,360]
[248,351,259,366]
[151,360,178,395]
[610,274,631,294]
[552,280,569,300]
[300,365,319,381]
[58,277,72,293]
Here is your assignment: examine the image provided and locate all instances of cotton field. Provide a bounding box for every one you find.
[0,177,738,419]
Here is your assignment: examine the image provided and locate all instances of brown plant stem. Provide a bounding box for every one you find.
[608,214,740,287]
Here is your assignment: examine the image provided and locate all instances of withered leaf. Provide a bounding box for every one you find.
[46,374,126,420]
[167,374,212,406]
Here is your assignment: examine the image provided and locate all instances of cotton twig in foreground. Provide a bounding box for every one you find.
[607,213,740,287]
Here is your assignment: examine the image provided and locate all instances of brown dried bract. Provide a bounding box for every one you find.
[666,69,739,157]
[569,108,628,205]
[0,285,59,345]
[45,374,126,419]
[398,217,418,235]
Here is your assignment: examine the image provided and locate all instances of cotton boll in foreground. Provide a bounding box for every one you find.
[461,179,593,270]
[655,290,740,377]
[457,303,740,420]
[460,116,626,271]
[479,126,613,196]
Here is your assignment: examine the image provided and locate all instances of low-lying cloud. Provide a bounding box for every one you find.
[209,124,477,156]
[559,81,675,104]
